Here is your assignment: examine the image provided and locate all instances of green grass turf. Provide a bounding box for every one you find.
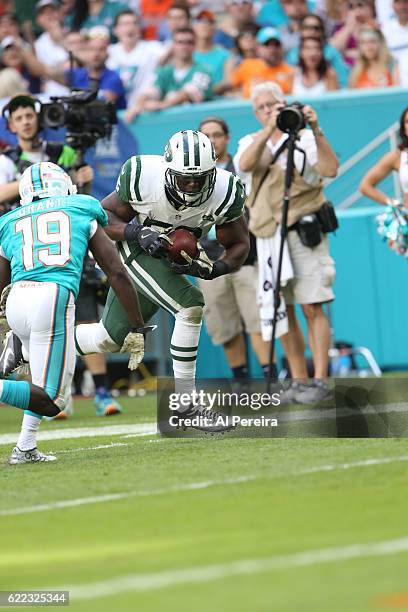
[0,395,408,611]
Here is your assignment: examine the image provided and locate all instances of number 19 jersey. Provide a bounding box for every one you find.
[0,194,108,299]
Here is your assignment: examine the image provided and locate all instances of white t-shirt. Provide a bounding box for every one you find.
[233,129,320,194]
[107,40,164,106]
[382,20,408,87]
[0,151,45,184]
[34,32,70,97]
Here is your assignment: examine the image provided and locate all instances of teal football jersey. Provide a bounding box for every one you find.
[0,195,108,298]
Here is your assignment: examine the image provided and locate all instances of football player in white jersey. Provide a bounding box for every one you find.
[73,130,250,432]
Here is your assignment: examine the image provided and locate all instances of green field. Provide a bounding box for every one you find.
[1,394,408,611]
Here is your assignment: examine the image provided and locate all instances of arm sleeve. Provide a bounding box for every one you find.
[0,155,17,184]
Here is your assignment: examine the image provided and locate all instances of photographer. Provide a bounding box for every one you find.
[234,81,339,404]
[0,94,92,210]
[0,93,121,417]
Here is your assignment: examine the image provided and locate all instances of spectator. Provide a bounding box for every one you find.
[64,30,88,67]
[229,27,294,98]
[382,0,408,87]
[34,0,70,97]
[65,28,127,109]
[256,0,316,29]
[348,26,399,88]
[107,10,164,107]
[287,14,350,87]
[215,0,257,50]
[140,0,174,40]
[292,36,339,95]
[192,10,235,94]
[124,26,212,121]
[0,36,46,94]
[157,2,191,44]
[234,81,339,403]
[197,115,275,383]
[360,105,408,207]
[234,25,259,62]
[278,0,310,54]
[68,0,128,38]
[330,0,377,66]
[0,12,20,42]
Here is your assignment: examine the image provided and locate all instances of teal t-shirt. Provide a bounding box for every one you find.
[193,47,233,85]
[64,0,127,35]
[0,195,108,299]
[154,63,213,101]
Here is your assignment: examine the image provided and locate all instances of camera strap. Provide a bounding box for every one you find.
[249,137,291,208]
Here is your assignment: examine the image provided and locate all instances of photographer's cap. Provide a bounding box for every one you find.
[256,27,281,45]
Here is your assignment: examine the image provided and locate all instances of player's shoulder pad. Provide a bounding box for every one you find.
[211,168,246,223]
[116,155,163,204]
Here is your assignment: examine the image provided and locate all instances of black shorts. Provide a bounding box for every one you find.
[75,282,99,323]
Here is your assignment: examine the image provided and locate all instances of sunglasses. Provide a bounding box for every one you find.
[348,1,368,8]
[302,23,323,30]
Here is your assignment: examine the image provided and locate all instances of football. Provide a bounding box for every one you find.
[166,229,199,264]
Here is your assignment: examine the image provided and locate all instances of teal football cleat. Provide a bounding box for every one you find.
[9,446,57,464]
[94,394,123,417]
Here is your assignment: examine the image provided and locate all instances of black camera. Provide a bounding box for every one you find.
[40,89,117,153]
[277,102,306,134]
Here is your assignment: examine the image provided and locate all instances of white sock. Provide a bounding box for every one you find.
[75,322,120,355]
[17,412,42,451]
[170,318,201,408]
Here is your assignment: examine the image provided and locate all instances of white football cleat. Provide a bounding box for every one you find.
[8,446,57,465]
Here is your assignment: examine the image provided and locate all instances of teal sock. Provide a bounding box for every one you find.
[0,380,30,410]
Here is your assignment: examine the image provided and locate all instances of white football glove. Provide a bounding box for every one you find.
[0,284,12,329]
[121,332,144,370]
[120,325,157,370]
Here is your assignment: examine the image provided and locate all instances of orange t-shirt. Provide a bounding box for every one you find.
[231,59,294,97]
[141,0,173,39]
[356,67,393,88]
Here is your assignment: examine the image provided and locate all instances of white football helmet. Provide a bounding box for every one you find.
[19,161,77,206]
[164,130,217,209]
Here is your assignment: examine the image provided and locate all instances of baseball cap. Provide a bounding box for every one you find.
[195,10,216,22]
[0,35,17,51]
[36,0,58,12]
[256,27,281,45]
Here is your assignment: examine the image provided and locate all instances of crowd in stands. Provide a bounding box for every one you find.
[0,0,407,113]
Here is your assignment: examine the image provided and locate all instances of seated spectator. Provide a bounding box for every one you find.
[330,0,378,66]
[278,0,309,54]
[140,0,174,40]
[107,10,164,107]
[0,12,20,42]
[348,26,399,88]
[0,36,45,94]
[215,0,257,50]
[68,0,128,38]
[234,25,259,62]
[65,28,127,108]
[192,10,235,94]
[292,36,339,95]
[229,27,294,98]
[256,0,316,28]
[124,26,213,121]
[287,14,350,87]
[34,0,70,97]
[382,0,408,88]
[157,2,191,44]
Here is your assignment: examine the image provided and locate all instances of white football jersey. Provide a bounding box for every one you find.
[116,155,246,239]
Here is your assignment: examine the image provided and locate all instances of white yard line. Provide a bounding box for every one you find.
[0,423,156,445]
[2,454,408,517]
[50,535,408,600]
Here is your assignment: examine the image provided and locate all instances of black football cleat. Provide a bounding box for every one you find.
[0,331,26,378]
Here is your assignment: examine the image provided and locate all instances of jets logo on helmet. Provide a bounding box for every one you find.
[164,130,216,209]
[19,161,77,206]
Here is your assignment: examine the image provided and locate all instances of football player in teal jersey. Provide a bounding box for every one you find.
[73,130,250,433]
[0,162,148,464]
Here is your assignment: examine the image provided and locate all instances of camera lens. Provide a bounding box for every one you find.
[277,105,306,134]
[43,103,65,129]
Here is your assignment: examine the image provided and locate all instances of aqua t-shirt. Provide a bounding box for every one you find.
[154,63,213,101]
[0,195,108,299]
[193,47,233,85]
